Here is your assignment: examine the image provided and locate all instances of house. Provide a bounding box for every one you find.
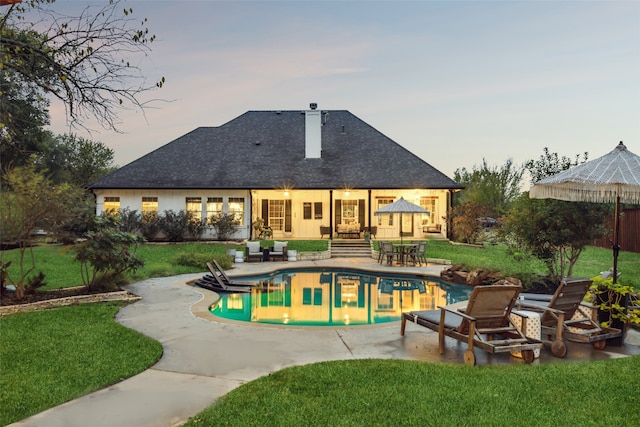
[89,104,463,240]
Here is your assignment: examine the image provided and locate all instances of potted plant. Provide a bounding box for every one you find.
[252,218,273,240]
[363,230,371,241]
[588,275,640,345]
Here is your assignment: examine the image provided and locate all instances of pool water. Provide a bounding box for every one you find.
[210,268,471,326]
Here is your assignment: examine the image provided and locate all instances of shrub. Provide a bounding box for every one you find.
[173,252,212,268]
[139,211,162,241]
[72,215,145,290]
[160,210,189,241]
[209,213,240,241]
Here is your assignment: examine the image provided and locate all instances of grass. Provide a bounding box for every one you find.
[0,302,163,426]
[0,239,637,290]
[184,358,640,426]
[0,239,638,425]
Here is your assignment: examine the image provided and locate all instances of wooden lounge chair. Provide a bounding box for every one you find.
[517,278,622,358]
[208,261,254,288]
[400,284,542,365]
[196,264,252,293]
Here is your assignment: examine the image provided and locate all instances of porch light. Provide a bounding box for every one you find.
[284,190,290,197]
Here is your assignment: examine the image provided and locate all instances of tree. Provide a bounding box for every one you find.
[453,158,524,217]
[1,0,165,132]
[37,133,116,186]
[502,148,609,283]
[0,68,52,168]
[0,162,84,299]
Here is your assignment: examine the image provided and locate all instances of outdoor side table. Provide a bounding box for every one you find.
[510,309,541,359]
[262,248,270,262]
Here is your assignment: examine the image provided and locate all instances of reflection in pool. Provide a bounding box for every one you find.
[210,268,471,326]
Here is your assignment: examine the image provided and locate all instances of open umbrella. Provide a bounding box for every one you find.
[374,197,430,243]
[529,141,640,283]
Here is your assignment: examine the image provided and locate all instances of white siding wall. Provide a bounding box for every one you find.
[94,189,252,240]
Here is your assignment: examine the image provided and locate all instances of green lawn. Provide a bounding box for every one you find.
[1,239,637,290]
[1,240,638,425]
[184,358,640,426]
[0,302,162,426]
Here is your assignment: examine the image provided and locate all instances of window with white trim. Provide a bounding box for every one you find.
[377,198,394,226]
[141,197,158,214]
[268,200,285,231]
[186,197,202,221]
[104,196,120,214]
[228,197,245,225]
[206,197,223,220]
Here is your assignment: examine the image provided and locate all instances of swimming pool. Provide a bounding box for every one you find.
[210,268,471,326]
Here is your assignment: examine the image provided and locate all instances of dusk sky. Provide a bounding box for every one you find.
[48,0,640,183]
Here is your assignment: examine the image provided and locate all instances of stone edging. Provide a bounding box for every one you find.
[0,291,141,316]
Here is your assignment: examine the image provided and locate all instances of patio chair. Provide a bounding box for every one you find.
[208,260,254,288]
[400,284,542,365]
[517,278,622,358]
[269,241,288,261]
[378,241,395,265]
[246,241,263,262]
[414,241,427,265]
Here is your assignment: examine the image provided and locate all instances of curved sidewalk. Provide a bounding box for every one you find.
[10,258,640,427]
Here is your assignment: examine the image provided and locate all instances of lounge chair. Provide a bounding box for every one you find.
[269,241,288,261]
[208,261,254,288]
[517,278,622,357]
[400,284,542,365]
[246,241,263,262]
[196,264,252,293]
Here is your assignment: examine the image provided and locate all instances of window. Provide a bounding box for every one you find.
[303,202,312,220]
[420,197,437,225]
[268,200,285,231]
[377,198,394,226]
[207,197,223,220]
[314,202,323,219]
[342,199,357,223]
[103,196,120,214]
[228,197,245,225]
[142,197,158,214]
[186,197,202,221]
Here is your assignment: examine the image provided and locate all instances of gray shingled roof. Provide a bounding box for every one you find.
[90,110,463,190]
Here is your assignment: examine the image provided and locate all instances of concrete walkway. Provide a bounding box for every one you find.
[10,258,640,427]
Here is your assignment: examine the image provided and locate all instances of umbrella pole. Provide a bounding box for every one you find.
[612,195,620,284]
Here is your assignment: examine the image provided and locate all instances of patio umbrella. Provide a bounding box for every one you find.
[374,197,430,243]
[529,141,640,283]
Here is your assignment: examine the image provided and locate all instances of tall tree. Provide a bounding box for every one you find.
[453,158,524,217]
[0,68,52,167]
[1,0,164,132]
[37,133,116,186]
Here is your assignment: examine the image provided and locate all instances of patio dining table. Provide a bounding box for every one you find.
[392,243,418,266]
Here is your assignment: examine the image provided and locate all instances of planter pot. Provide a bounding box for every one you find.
[287,250,297,262]
[596,290,628,346]
[235,250,245,263]
[226,248,236,257]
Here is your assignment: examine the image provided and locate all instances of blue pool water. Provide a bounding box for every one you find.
[210,268,471,326]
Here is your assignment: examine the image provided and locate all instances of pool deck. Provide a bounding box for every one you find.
[10,257,640,427]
